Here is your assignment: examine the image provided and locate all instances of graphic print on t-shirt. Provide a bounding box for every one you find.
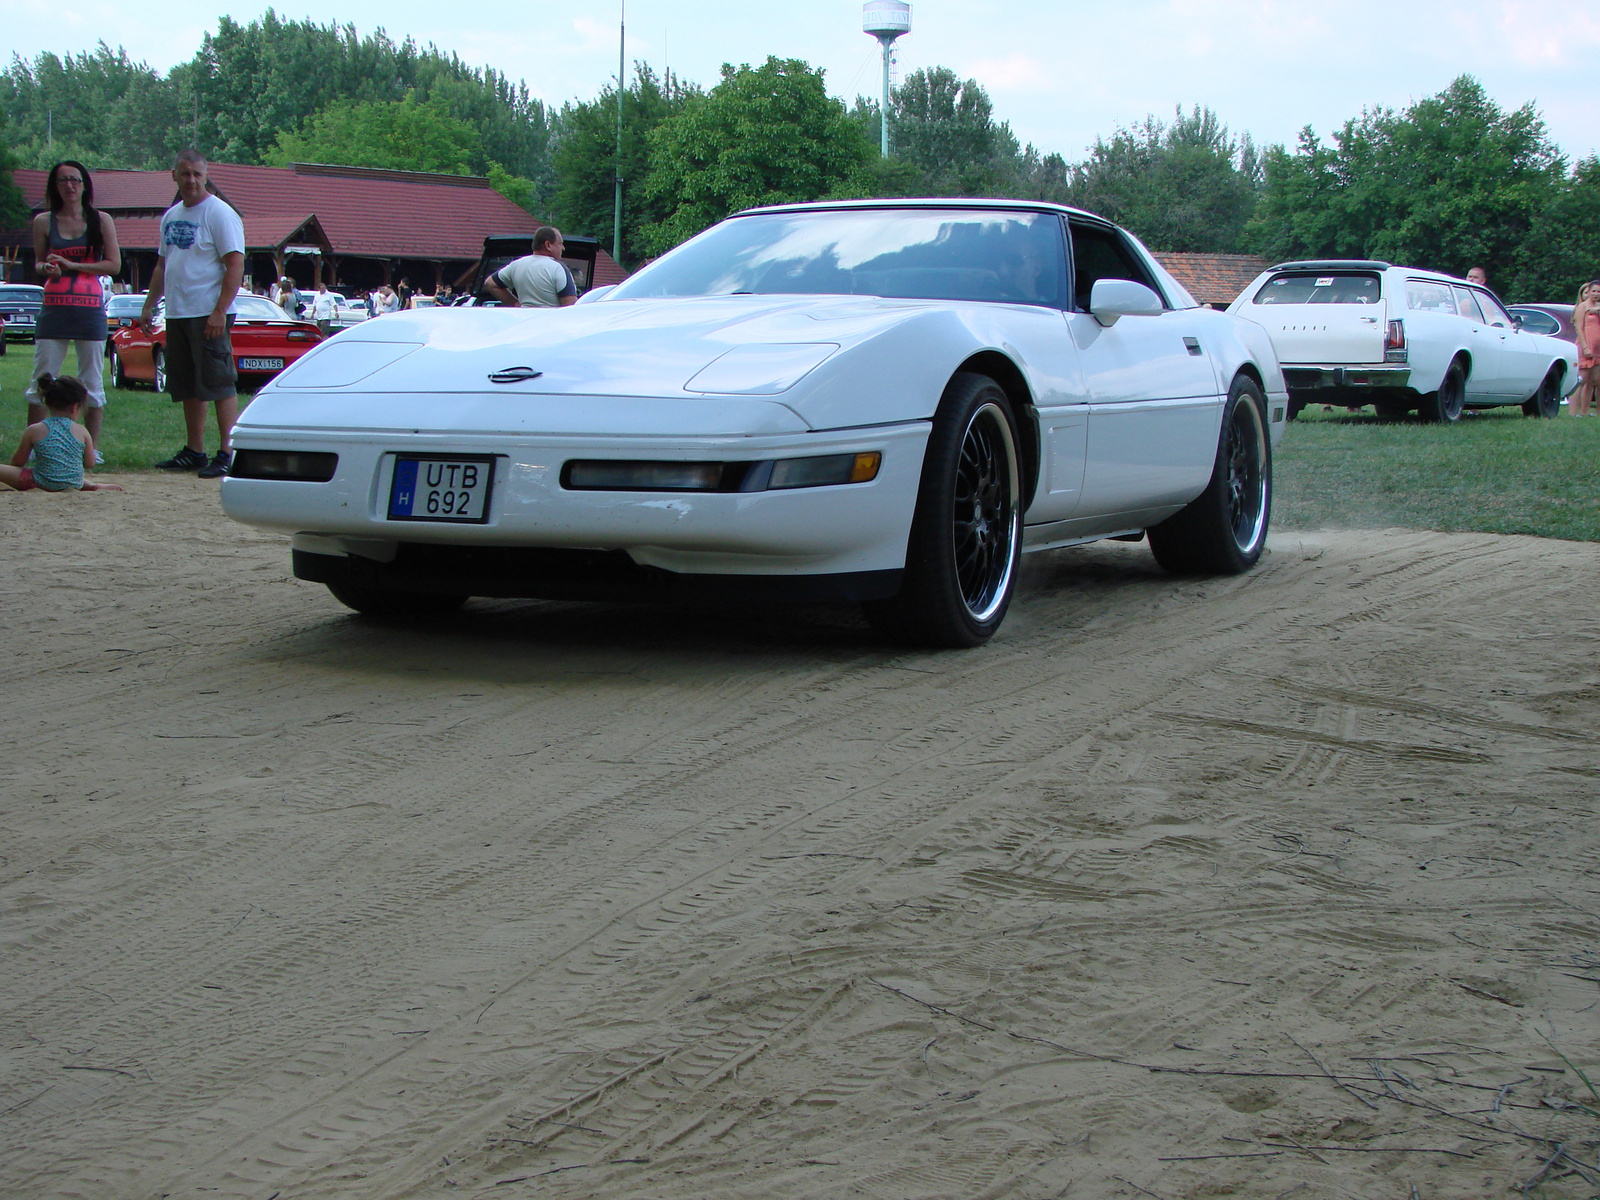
[165,220,199,250]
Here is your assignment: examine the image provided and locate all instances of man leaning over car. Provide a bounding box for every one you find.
[483,227,578,309]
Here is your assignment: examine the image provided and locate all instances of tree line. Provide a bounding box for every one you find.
[4,14,1599,300]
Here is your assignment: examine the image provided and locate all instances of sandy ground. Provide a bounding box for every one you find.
[4,476,1600,1200]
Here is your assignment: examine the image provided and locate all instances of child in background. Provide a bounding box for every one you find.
[1,373,123,492]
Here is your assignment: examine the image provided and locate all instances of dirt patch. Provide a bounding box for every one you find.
[3,477,1599,1198]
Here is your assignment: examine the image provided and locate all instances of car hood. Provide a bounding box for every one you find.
[267,294,951,398]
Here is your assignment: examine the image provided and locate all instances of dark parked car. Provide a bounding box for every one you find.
[0,284,43,343]
[465,233,602,303]
[1508,303,1576,343]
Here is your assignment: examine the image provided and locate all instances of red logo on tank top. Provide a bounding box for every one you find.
[43,244,102,308]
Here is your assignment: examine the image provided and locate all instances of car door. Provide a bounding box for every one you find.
[1452,286,1508,400]
[1477,289,1548,399]
[1065,220,1222,516]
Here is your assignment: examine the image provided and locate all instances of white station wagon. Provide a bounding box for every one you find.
[1228,260,1577,422]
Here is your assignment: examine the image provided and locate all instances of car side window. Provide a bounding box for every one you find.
[1068,221,1163,312]
[1515,309,1559,336]
[1406,279,1455,313]
[1452,287,1485,323]
[1476,291,1514,329]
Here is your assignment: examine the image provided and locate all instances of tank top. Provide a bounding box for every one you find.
[31,416,84,491]
[37,213,108,342]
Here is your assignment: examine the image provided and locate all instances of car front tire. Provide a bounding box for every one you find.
[325,581,468,619]
[865,372,1022,648]
[1148,375,1272,576]
[152,347,167,394]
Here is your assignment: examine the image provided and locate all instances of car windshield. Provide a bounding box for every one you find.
[612,208,1068,307]
[1255,272,1381,305]
[235,294,291,320]
[0,287,41,302]
[107,295,143,314]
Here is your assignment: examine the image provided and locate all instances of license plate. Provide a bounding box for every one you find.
[10,313,33,324]
[239,356,284,370]
[387,455,494,523]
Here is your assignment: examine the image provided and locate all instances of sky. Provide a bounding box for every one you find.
[10,0,1600,163]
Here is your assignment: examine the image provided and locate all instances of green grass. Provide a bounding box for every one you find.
[0,340,254,471]
[1274,402,1600,542]
[6,340,1597,542]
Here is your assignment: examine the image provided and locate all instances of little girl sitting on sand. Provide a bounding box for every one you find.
[2,373,122,492]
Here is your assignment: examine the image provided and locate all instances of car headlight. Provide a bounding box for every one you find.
[683,343,839,395]
[273,340,422,388]
[563,451,881,492]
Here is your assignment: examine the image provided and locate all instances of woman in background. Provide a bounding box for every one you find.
[1573,281,1600,416]
[28,161,120,454]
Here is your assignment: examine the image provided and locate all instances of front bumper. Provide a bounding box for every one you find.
[221,422,931,578]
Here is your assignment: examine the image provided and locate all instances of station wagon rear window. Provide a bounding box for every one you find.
[1254,272,1381,305]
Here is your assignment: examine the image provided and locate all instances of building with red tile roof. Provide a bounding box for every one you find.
[2,162,627,297]
[1151,251,1272,309]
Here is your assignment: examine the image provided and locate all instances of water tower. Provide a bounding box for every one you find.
[863,0,910,156]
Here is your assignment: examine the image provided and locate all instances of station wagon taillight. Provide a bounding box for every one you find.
[1385,319,1407,361]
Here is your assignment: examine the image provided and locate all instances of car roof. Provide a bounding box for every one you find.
[1265,260,1494,287]
[732,197,1110,223]
[0,284,44,293]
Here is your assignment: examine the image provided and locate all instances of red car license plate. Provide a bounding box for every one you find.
[239,356,284,370]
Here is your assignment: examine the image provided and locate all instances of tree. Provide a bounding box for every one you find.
[551,64,697,266]
[265,91,484,174]
[0,118,29,231]
[1247,76,1563,289]
[639,57,873,255]
[1511,156,1600,301]
[888,67,1020,195]
[1070,106,1259,252]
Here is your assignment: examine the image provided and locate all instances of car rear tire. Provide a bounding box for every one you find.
[325,581,468,618]
[1148,375,1272,576]
[1419,360,1466,423]
[864,372,1022,648]
[1521,366,1563,418]
[152,347,167,394]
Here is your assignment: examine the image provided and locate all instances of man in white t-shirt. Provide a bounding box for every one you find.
[484,227,578,308]
[310,281,337,335]
[140,150,245,478]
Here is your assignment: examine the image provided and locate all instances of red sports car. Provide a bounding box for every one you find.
[110,294,323,391]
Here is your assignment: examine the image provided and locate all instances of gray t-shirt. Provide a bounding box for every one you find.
[493,254,577,308]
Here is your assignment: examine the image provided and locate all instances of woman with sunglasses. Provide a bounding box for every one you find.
[27,161,121,454]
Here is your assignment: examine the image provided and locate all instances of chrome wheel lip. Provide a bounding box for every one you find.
[951,401,1019,623]
[1223,395,1269,554]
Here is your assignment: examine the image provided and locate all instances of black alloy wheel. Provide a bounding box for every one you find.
[1149,375,1272,575]
[325,580,468,618]
[865,373,1022,648]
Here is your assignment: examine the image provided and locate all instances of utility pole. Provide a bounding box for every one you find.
[613,1,625,267]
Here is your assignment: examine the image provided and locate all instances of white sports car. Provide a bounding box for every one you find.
[220,200,1289,646]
